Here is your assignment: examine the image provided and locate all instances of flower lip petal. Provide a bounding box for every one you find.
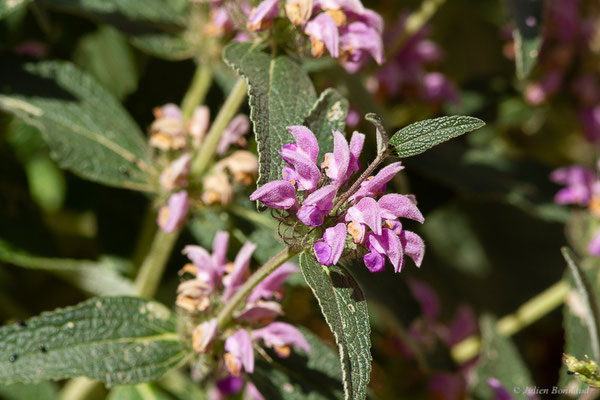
[251,322,311,354]
[347,197,382,235]
[352,162,404,201]
[225,329,255,373]
[248,0,280,31]
[378,193,424,223]
[400,230,425,267]
[250,180,298,209]
[222,241,257,301]
[286,125,320,163]
[304,12,340,58]
[247,262,298,303]
[345,130,365,179]
[279,148,321,191]
[325,130,350,183]
[367,228,403,272]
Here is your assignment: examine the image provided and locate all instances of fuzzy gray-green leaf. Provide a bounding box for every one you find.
[390,115,485,158]
[0,296,186,386]
[223,42,317,187]
[471,315,536,400]
[0,60,155,191]
[300,254,371,400]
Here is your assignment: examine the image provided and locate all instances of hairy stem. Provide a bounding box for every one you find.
[191,78,247,176]
[134,229,180,297]
[331,154,388,213]
[181,63,213,120]
[387,0,447,59]
[451,280,570,363]
[216,246,300,329]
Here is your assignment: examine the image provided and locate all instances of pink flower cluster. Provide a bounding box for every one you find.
[207,0,384,73]
[178,231,309,399]
[250,125,425,272]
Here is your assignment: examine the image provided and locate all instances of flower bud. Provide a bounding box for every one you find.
[284,0,313,26]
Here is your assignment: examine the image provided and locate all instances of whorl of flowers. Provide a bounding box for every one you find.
[250,125,425,272]
[177,231,309,399]
[206,0,385,73]
[149,103,257,233]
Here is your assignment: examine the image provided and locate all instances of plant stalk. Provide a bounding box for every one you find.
[451,280,570,363]
[216,246,300,329]
[331,154,387,213]
[181,63,213,120]
[191,78,247,176]
[133,229,180,297]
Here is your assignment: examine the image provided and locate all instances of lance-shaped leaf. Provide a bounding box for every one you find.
[251,327,344,400]
[224,42,317,187]
[471,315,536,400]
[389,115,485,159]
[302,88,349,163]
[504,0,543,79]
[0,382,60,400]
[299,254,371,400]
[0,238,134,296]
[0,60,156,191]
[0,296,186,386]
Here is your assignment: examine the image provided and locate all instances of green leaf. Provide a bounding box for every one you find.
[0,60,156,191]
[223,42,317,187]
[250,327,344,400]
[302,88,349,162]
[0,238,134,296]
[299,254,371,400]
[389,115,485,158]
[0,296,186,386]
[108,383,171,400]
[0,382,60,400]
[129,34,192,61]
[0,0,31,19]
[504,0,543,79]
[73,26,140,100]
[471,315,536,400]
[560,253,600,391]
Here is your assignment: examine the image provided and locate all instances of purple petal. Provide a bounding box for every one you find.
[160,103,182,120]
[347,197,382,235]
[352,162,404,201]
[216,375,244,395]
[251,322,311,354]
[487,378,514,400]
[589,227,600,257]
[247,262,298,303]
[212,231,230,271]
[225,329,255,374]
[378,193,424,223]
[250,180,298,209]
[314,223,347,265]
[157,191,189,233]
[245,382,265,400]
[348,8,383,33]
[550,165,595,205]
[280,148,321,192]
[363,252,385,272]
[183,245,221,290]
[248,0,280,31]
[345,131,365,179]
[190,106,210,147]
[400,230,425,267]
[340,21,384,65]
[222,241,257,301]
[446,305,477,346]
[318,0,365,13]
[323,130,350,183]
[217,114,250,155]
[407,279,439,320]
[236,301,283,322]
[420,72,459,104]
[304,13,340,58]
[298,185,338,226]
[286,125,320,163]
[347,220,366,243]
[367,228,403,272]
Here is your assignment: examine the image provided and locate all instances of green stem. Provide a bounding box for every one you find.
[451,280,570,363]
[191,78,248,176]
[216,246,300,329]
[130,206,159,274]
[387,0,447,60]
[181,63,213,120]
[133,229,180,297]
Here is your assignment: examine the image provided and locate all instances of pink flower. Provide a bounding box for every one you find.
[297,184,338,227]
[249,180,299,209]
[550,165,597,205]
[157,191,189,233]
[314,223,347,265]
[217,114,250,155]
[224,329,255,375]
[251,322,311,356]
[247,263,298,303]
